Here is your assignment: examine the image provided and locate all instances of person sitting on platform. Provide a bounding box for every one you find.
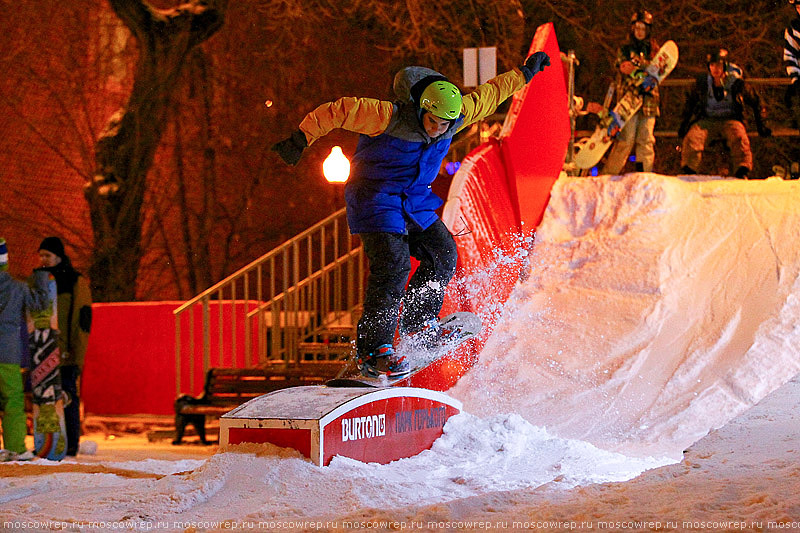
[678,49,771,179]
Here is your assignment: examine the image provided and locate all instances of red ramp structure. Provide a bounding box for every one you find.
[407,22,570,391]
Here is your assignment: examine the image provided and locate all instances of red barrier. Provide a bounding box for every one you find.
[83,301,258,415]
[82,302,179,415]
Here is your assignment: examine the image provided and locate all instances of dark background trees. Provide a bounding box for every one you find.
[0,0,793,301]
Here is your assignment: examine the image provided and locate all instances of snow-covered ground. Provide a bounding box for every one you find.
[1,173,799,532]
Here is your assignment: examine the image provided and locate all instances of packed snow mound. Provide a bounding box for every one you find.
[453,173,800,459]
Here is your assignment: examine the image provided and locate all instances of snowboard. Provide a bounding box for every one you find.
[327,311,482,388]
[574,40,679,170]
[29,273,67,461]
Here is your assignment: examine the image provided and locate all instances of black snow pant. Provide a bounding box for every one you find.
[356,219,458,358]
[61,364,81,456]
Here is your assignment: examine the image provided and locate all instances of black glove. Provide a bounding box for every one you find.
[785,80,800,110]
[521,51,550,83]
[271,129,308,166]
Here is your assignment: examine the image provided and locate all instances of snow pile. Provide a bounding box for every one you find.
[0,414,669,526]
[454,173,800,458]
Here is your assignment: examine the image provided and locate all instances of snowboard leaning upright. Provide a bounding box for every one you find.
[327,311,482,388]
[29,272,68,461]
[574,40,679,170]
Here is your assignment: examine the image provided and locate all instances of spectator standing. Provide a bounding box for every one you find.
[783,0,800,112]
[0,238,50,460]
[783,0,800,177]
[38,237,92,457]
[602,10,662,174]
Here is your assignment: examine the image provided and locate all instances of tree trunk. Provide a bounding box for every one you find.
[85,0,226,301]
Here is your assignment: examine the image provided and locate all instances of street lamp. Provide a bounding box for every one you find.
[323,146,350,183]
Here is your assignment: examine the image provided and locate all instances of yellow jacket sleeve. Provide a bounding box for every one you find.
[299,97,395,146]
[457,68,527,133]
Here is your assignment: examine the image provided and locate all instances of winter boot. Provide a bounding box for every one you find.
[734,166,749,180]
[357,344,410,378]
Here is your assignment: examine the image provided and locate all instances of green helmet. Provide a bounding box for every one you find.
[419,81,462,120]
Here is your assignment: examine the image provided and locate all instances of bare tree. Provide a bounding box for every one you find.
[85,0,227,301]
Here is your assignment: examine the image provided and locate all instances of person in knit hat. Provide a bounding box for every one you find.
[38,237,92,457]
[0,238,50,460]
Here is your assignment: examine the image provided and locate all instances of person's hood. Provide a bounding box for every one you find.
[393,66,448,104]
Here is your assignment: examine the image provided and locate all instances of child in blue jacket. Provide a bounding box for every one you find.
[0,238,50,459]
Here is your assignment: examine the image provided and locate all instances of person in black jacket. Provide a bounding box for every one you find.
[678,49,770,179]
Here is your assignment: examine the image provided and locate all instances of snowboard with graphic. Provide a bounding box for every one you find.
[29,273,67,461]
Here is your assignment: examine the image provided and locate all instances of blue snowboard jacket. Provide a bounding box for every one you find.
[298,66,526,234]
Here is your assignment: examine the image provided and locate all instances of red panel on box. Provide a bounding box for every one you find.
[227,427,312,458]
[322,395,459,465]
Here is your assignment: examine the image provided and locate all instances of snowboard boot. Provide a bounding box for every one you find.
[357,344,410,378]
[0,449,33,462]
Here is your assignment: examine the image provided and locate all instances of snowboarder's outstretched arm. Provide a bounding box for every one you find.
[458,51,550,132]
[272,98,394,165]
[272,52,549,165]
[299,98,395,145]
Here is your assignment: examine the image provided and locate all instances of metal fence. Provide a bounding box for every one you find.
[173,207,366,396]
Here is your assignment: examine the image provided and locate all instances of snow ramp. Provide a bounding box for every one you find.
[452,173,800,459]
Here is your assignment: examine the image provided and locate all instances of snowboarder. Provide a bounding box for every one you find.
[678,49,771,180]
[602,9,663,175]
[271,52,550,377]
[0,238,50,461]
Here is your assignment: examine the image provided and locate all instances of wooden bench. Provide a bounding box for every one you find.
[173,364,343,444]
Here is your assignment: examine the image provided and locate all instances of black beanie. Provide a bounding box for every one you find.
[39,236,66,259]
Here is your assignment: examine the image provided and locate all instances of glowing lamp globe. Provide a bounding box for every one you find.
[323,146,350,183]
